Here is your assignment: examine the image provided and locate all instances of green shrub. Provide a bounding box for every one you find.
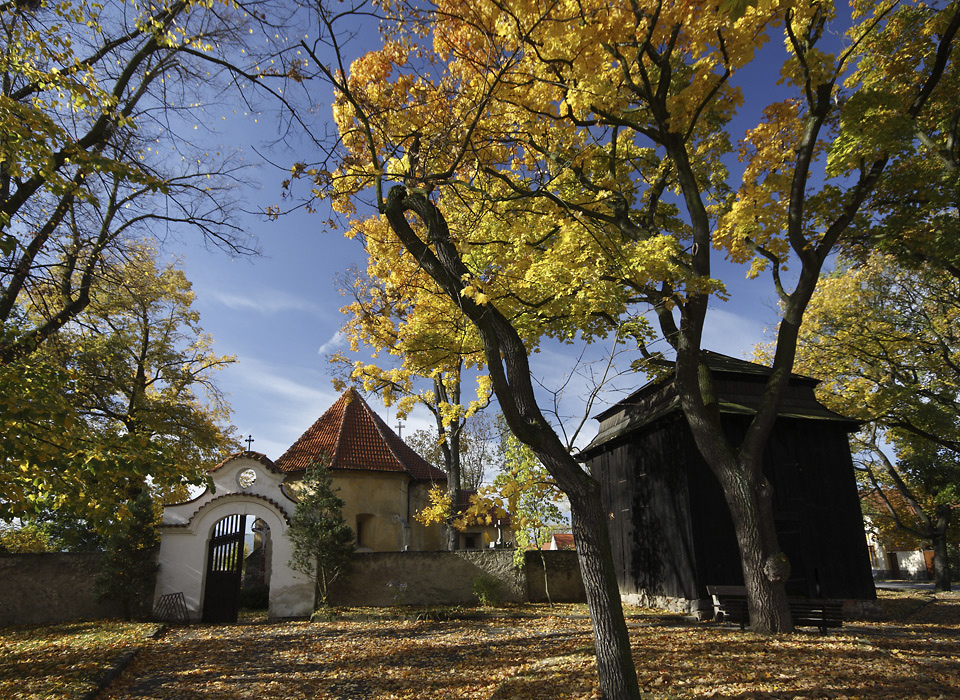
[472,573,503,607]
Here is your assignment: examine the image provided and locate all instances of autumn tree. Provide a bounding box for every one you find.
[330,246,492,549]
[406,413,495,492]
[494,429,567,604]
[291,1,960,695]
[0,521,54,553]
[288,460,355,611]
[0,0,274,365]
[2,246,238,530]
[44,246,238,482]
[788,254,960,590]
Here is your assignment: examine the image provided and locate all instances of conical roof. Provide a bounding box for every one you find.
[273,388,446,482]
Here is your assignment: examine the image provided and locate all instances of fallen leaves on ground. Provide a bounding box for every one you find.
[0,620,158,700]
[5,591,958,700]
[103,592,960,700]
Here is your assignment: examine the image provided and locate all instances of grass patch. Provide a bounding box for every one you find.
[0,620,157,700]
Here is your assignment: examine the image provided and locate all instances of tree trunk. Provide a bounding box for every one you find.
[932,533,951,592]
[436,377,461,551]
[718,466,794,633]
[540,548,553,606]
[569,485,640,700]
[384,186,641,700]
[674,347,795,633]
[931,510,952,592]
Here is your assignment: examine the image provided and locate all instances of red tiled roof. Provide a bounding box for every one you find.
[550,533,575,550]
[273,388,446,482]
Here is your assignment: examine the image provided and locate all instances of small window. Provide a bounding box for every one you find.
[464,535,477,550]
[356,514,374,550]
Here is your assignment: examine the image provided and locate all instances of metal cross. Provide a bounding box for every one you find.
[245,434,255,451]
[396,420,404,438]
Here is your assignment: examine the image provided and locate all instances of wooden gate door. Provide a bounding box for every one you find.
[202,514,247,623]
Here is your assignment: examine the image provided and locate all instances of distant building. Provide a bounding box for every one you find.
[274,387,447,552]
[542,533,575,551]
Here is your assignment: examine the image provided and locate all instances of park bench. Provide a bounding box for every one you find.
[705,585,843,634]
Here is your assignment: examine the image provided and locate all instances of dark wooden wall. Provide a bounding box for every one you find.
[590,413,875,603]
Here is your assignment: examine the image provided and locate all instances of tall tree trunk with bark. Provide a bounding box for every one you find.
[931,506,952,592]
[438,377,462,551]
[384,186,641,700]
[668,268,796,633]
[720,465,794,631]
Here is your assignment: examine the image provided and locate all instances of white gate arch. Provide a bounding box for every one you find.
[154,452,314,620]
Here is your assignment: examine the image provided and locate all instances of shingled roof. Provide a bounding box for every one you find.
[273,388,446,482]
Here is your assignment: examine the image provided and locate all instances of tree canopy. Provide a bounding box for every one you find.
[1,246,238,531]
[0,0,264,364]
[285,0,959,694]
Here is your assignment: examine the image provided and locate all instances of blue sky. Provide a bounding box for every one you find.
[176,210,776,463]
[168,10,816,464]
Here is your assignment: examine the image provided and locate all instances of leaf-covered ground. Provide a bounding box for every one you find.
[0,620,159,700]
[3,590,957,700]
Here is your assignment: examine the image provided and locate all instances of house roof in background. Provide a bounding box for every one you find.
[273,388,446,482]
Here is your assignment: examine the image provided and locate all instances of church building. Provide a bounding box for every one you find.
[153,388,447,622]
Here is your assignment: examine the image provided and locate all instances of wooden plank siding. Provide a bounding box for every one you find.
[582,353,876,609]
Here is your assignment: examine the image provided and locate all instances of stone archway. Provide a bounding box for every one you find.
[154,452,315,621]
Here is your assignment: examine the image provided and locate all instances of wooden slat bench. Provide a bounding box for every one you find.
[706,585,750,629]
[789,598,843,634]
[705,585,843,633]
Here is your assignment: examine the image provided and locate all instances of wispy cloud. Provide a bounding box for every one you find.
[205,288,324,317]
[317,331,345,356]
[240,365,334,406]
[220,357,340,456]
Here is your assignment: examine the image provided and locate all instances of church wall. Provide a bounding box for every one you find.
[326,471,443,552]
[409,481,445,551]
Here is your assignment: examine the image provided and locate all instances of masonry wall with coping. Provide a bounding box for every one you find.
[1,549,585,625]
[524,550,585,603]
[330,550,525,606]
[0,553,127,625]
[330,550,585,607]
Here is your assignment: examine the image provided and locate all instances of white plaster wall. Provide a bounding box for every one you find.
[155,456,313,620]
[895,550,927,578]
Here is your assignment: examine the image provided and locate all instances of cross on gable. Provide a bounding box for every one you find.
[245,434,255,451]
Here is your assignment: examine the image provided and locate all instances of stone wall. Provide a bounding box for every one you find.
[329,549,586,607]
[0,553,126,626]
[2,549,586,625]
[524,550,585,603]
[329,549,524,606]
